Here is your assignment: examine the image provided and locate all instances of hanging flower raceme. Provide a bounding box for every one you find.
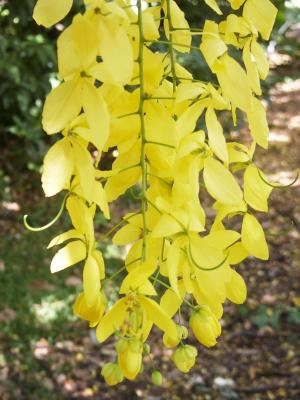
[27,0,289,385]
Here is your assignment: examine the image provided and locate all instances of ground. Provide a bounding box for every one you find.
[0,56,299,399]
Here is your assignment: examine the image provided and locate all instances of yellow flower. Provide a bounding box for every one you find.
[33,0,73,27]
[73,291,106,327]
[42,14,110,146]
[117,338,143,380]
[172,345,198,373]
[101,363,124,386]
[189,306,221,347]
[32,0,278,385]
[96,292,177,343]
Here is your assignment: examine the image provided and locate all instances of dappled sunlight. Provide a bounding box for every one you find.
[2,201,20,212]
[269,130,291,143]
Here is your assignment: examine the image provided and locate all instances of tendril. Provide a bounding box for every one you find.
[257,168,298,189]
[23,194,68,232]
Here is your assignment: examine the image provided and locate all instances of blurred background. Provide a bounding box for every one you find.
[0,0,299,399]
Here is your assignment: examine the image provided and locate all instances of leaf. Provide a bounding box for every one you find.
[203,158,243,205]
[50,240,86,273]
[241,213,269,260]
[33,0,73,27]
[42,138,74,197]
[42,80,82,134]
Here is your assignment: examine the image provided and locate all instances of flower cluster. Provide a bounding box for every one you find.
[30,0,279,385]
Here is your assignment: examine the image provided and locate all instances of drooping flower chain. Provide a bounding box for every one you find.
[29,0,282,385]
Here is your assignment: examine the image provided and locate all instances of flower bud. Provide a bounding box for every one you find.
[143,343,151,355]
[73,291,106,327]
[172,345,197,373]
[129,337,143,353]
[151,370,163,386]
[189,306,221,347]
[163,325,188,348]
[101,362,123,386]
[115,338,128,353]
[118,339,143,380]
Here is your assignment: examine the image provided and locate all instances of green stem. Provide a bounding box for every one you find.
[152,268,160,288]
[105,266,126,282]
[126,257,142,268]
[105,257,142,283]
[146,39,199,52]
[23,194,68,232]
[117,111,139,119]
[171,76,219,88]
[137,0,148,263]
[118,163,141,174]
[166,0,177,93]
[150,277,195,309]
[161,238,167,262]
[144,96,175,100]
[102,211,140,239]
[145,140,176,149]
